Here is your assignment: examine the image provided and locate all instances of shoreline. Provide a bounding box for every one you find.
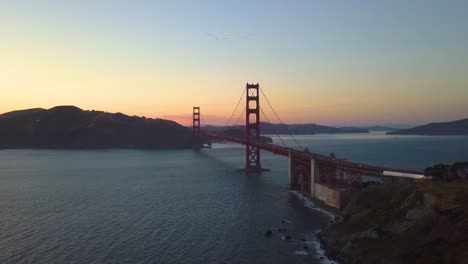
[312,182,468,263]
[290,190,340,264]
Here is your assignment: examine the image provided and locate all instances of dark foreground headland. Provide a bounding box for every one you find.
[0,106,192,149]
[319,181,468,264]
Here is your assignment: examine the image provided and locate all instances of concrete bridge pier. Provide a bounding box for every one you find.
[310,158,316,198]
[288,153,318,198]
[288,152,296,188]
[288,154,344,208]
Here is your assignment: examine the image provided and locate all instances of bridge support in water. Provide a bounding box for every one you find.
[192,106,201,148]
[244,83,268,172]
[245,83,260,170]
[310,158,317,197]
[289,152,316,196]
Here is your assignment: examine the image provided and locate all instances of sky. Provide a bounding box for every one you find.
[1,0,467,126]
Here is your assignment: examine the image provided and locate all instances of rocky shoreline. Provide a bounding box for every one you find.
[290,191,340,263]
[316,181,468,264]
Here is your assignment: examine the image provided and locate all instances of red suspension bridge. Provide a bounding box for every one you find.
[192,83,425,206]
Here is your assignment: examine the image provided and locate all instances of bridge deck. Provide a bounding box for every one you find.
[207,133,424,177]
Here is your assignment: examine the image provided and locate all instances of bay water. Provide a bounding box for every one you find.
[1,133,467,263]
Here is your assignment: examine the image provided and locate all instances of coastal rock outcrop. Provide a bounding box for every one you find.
[320,182,468,264]
[425,162,468,181]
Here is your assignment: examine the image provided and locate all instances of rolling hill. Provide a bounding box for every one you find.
[205,123,368,135]
[387,118,468,135]
[0,106,192,149]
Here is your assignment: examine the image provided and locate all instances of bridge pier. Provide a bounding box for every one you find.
[288,152,296,188]
[192,106,201,149]
[310,158,316,198]
[243,83,269,172]
[288,152,316,196]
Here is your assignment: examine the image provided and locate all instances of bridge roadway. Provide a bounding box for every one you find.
[207,132,425,179]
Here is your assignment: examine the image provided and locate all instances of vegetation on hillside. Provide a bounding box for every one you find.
[0,106,192,149]
[320,181,468,264]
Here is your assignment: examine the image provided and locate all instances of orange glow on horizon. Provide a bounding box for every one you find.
[1,5,468,127]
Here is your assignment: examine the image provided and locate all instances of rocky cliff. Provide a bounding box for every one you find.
[320,182,468,264]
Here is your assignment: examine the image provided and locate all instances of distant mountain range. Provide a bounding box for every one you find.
[339,126,400,132]
[205,122,369,134]
[387,118,468,135]
[369,124,415,129]
[3,106,465,150]
[0,106,192,149]
[218,128,273,143]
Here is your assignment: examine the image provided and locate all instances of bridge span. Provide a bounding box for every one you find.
[193,83,426,208]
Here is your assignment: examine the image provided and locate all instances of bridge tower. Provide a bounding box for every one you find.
[245,83,263,171]
[192,106,201,148]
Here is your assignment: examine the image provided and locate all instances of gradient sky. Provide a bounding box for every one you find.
[1,1,467,126]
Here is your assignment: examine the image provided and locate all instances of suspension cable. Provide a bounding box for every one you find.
[259,106,287,147]
[232,107,246,128]
[259,87,304,150]
[221,88,245,132]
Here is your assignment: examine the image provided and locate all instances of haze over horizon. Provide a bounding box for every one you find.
[1,1,468,126]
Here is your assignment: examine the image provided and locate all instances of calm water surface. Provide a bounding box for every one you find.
[280,132,468,170]
[1,133,467,264]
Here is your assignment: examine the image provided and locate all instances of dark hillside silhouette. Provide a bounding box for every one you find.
[0,106,191,149]
[205,122,368,135]
[387,118,468,135]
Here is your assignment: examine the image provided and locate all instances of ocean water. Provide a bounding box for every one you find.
[270,132,468,171]
[1,133,467,264]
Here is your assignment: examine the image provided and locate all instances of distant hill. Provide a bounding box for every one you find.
[205,122,368,134]
[220,128,273,143]
[340,125,400,132]
[0,106,192,149]
[261,123,368,134]
[387,118,468,135]
[373,123,415,129]
[365,126,400,131]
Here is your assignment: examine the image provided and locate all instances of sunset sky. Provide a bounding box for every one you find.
[1,1,467,126]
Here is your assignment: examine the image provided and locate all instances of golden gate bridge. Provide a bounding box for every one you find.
[192,83,425,207]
